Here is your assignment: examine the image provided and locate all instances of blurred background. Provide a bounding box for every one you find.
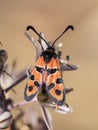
[0,0,98,130]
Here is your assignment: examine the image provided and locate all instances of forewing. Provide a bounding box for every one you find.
[25,56,45,101]
[46,57,65,106]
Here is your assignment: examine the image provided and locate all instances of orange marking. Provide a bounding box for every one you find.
[36,56,46,68]
[47,71,61,85]
[28,79,33,86]
[31,68,42,83]
[47,58,60,69]
[43,70,47,82]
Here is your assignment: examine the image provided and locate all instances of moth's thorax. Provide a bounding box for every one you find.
[41,47,57,63]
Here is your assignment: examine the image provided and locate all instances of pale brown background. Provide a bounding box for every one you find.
[0,0,98,130]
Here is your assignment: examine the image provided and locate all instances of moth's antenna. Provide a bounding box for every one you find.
[26,26,49,48]
[52,25,74,46]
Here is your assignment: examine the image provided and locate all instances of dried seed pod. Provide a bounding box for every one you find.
[0,111,13,129]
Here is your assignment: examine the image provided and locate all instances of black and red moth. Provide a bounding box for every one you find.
[24,25,74,106]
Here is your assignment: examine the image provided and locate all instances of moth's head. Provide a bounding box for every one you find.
[46,41,55,53]
[46,46,55,53]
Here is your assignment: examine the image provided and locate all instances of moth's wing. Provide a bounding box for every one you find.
[25,56,45,101]
[46,57,66,106]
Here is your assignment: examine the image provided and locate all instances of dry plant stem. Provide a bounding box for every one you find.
[24,31,37,45]
[39,106,53,130]
[39,32,48,51]
[25,31,40,59]
[5,69,27,93]
[7,100,35,110]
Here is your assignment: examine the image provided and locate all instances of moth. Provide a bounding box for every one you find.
[24,25,74,106]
